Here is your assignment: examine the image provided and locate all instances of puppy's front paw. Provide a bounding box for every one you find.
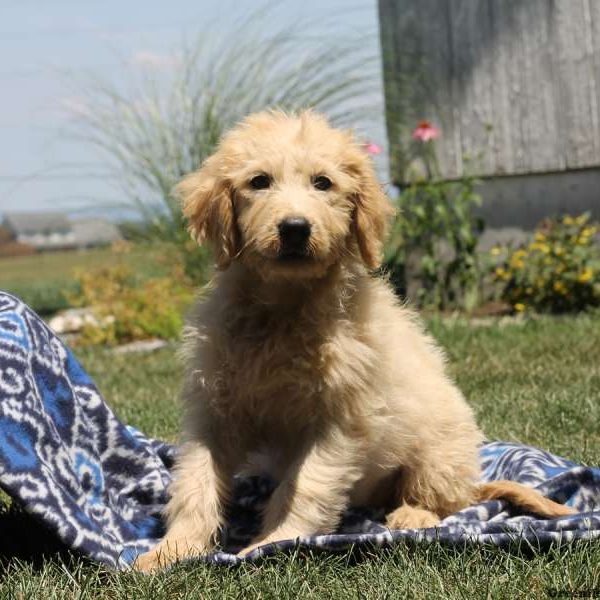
[133,538,209,572]
[385,504,441,530]
[133,548,171,573]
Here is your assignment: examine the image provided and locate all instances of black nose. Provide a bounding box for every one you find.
[278,217,311,252]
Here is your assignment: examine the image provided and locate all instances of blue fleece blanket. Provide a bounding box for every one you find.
[0,291,598,568]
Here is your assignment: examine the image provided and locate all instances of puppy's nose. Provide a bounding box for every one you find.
[278,217,311,251]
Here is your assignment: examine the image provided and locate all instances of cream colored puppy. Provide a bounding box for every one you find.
[136,111,573,571]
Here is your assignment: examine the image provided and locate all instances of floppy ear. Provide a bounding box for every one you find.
[347,151,394,270]
[176,160,238,270]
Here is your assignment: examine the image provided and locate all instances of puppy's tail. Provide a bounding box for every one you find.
[476,480,576,518]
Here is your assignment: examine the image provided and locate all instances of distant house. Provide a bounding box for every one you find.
[2,212,122,251]
[3,212,75,251]
[70,218,123,249]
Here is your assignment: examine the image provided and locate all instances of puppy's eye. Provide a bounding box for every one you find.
[249,174,271,190]
[312,175,332,191]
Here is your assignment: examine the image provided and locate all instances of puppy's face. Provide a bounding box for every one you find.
[178,111,392,280]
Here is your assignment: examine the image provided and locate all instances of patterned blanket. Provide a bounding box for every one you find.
[0,291,598,569]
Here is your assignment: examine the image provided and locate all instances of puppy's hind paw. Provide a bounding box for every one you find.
[385,504,441,530]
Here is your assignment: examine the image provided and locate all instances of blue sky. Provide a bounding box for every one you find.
[0,1,385,217]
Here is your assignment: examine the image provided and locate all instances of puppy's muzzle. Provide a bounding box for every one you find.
[278,217,311,259]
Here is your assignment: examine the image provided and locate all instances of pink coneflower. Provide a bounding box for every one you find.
[363,141,383,155]
[412,120,440,142]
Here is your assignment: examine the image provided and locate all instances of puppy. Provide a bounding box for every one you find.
[135,110,574,570]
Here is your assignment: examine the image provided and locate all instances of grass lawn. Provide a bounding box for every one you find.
[0,244,177,315]
[1,313,599,598]
[0,245,176,286]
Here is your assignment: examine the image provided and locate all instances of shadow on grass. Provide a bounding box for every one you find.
[0,501,75,570]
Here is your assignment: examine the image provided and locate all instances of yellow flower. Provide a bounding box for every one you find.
[553,281,567,294]
[509,256,525,269]
[554,246,564,256]
[578,268,593,283]
[563,216,574,226]
[490,247,502,256]
[579,227,596,243]
[495,267,510,281]
[514,303,526,312]
[530,242,550,254]
[534,232,546,242]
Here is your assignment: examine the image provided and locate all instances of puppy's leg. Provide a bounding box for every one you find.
[386,432,481,530]
[134,441,231,572]
[239,427,366,555]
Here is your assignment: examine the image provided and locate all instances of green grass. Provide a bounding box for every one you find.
[0,246,160,284]
[0,244,178,315]
[0,313,599,598]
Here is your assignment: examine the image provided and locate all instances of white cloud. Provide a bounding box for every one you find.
[131,50,180,70]
[60,95,92,117]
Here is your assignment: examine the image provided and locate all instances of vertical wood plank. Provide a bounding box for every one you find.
[378,0,401,180]
[448,0,495,175]
[514,0,562,173]
[584,0,600,163]
[378,0,422,182]
[553,0,600,168]
[416,0,462,179]
[486,0,515,175]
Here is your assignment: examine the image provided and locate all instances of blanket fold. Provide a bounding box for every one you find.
[0,291,598,568]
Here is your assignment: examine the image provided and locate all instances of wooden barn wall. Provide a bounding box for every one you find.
[379,0,600,183]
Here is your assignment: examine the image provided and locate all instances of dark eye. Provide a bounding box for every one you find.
[313,175,332,191]
[250,173,271,190]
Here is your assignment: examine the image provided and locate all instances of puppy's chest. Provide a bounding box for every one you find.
[214,310,370,412]
[226,319,330,394]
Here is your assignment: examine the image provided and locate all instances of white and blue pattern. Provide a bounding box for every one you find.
[0,290,598,568]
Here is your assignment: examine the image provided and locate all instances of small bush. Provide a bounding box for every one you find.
[384,121,485,311]
[4,281,75,315]
[384,176,484,310]
[492,213,600,313]
[70,261,195,347]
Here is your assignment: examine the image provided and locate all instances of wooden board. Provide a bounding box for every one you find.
[379,0,600,182]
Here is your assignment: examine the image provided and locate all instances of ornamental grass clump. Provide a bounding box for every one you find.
[69,10,378,284]
[493,214,600,313]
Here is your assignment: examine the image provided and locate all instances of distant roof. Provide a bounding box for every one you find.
[71,219,122,246]
[3,212,71,235]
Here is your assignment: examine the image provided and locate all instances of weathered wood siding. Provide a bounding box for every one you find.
[379,0,600,183]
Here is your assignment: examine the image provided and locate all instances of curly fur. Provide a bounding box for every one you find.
[135,111,574,571]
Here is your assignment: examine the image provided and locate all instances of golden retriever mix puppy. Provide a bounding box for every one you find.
[136,110,574,571]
